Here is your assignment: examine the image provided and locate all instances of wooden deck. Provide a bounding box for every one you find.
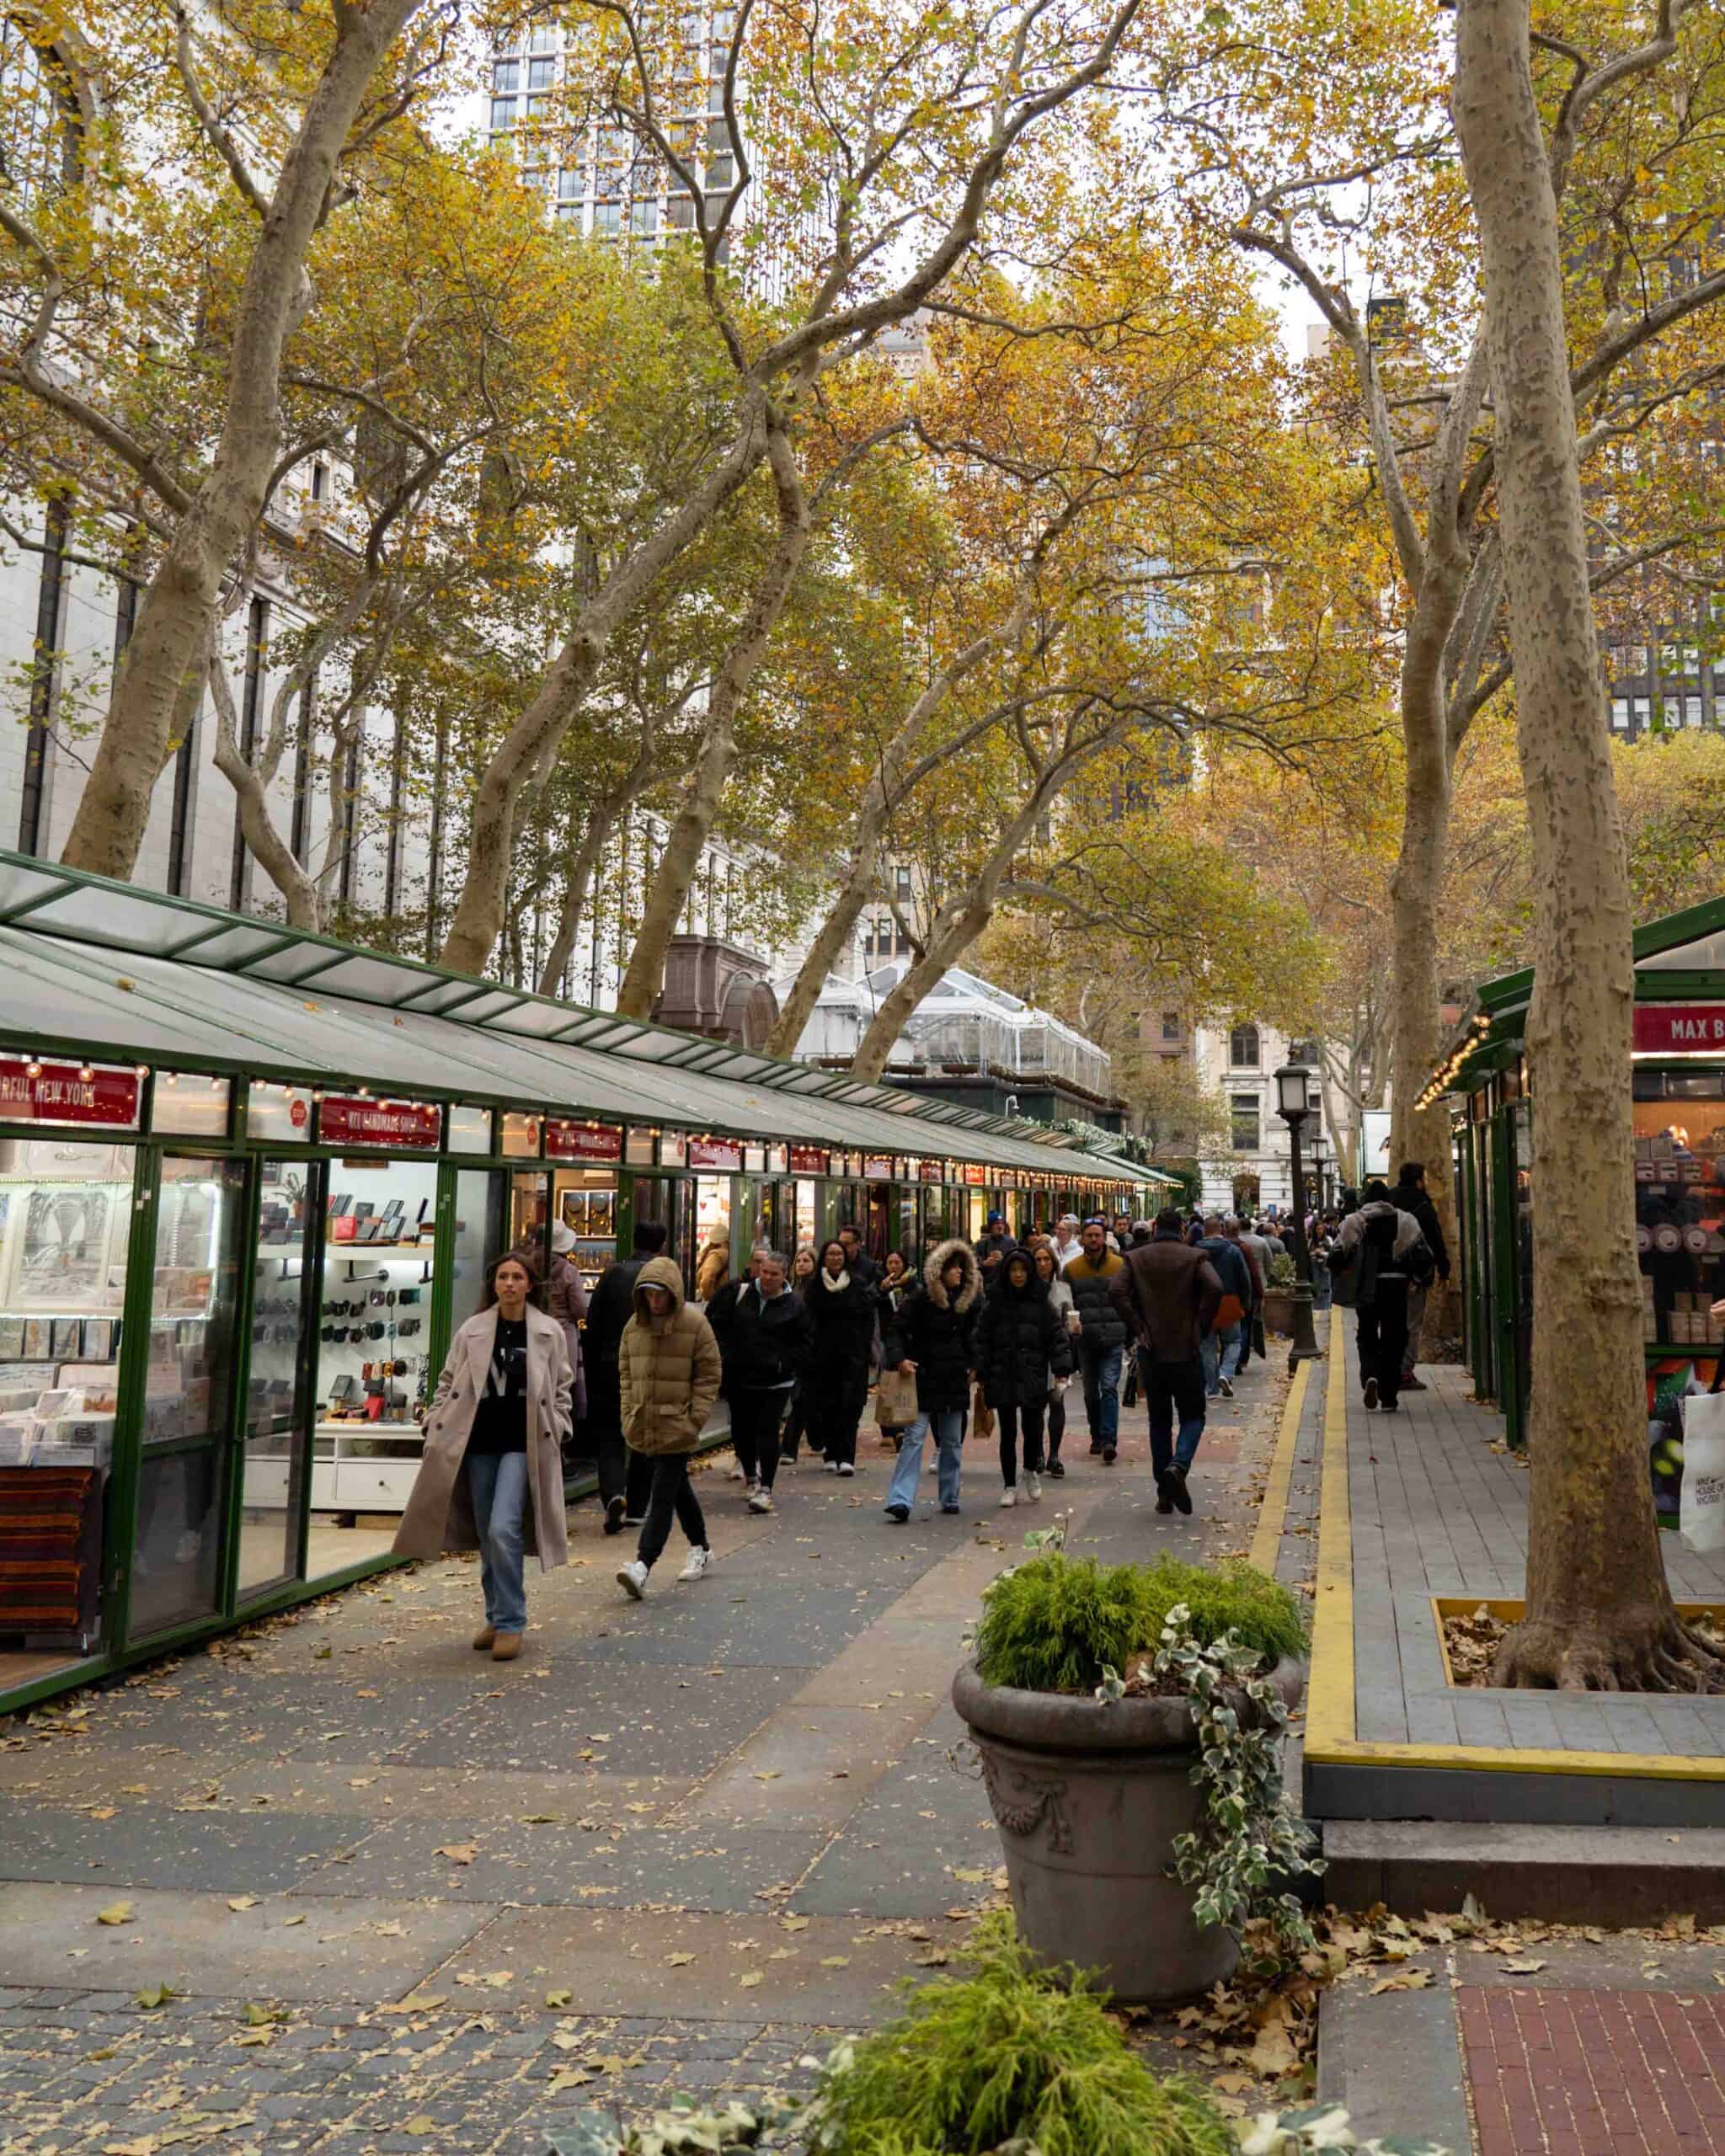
[1292,1321,1725,1827]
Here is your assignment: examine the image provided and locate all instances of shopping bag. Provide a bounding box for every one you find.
[874,1367,919,1429]
[1215,1292,1244,1331]
[1681,1390,1725,1554]
[971,1384,996,1441]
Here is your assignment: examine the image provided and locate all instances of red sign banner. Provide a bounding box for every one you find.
[920,1159,944,1182]
[789,1145,827,1176]
[863,1156,895,1181]
[0,1057,140,1128]
[545,1120,622,1163]
[964,1162,989,1187]
[318,1096,441,1149]
[1634,1004,1725,1052]
[689,1137,742,1172]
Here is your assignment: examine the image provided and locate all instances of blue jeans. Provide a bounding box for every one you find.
[1141,1353,1207,1481]
[467,1449,529,1634]
[886,1408,965,1511]
[1080,1343,1123,1448]
[1201,1325,1243,1396]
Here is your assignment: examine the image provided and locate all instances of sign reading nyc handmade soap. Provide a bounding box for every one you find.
[0,1056,141,1127]
[318,1095,441,1148]
[1634,1005,1725,1052]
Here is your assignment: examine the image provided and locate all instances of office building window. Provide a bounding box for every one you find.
[1231,1097,1260,1152]
[1229,1023,1260,1069]
[1161,1011,1181,1041]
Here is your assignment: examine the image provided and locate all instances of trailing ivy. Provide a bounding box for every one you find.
[1119,1603,1323,1948]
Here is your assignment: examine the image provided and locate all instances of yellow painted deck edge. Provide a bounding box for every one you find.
[1247,1357,1311,1577]
[1303,1315,1725,1782]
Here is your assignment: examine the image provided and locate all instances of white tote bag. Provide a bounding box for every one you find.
[1680,1390,1725,1554]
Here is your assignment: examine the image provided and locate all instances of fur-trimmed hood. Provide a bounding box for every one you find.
[923,1238,982,1312]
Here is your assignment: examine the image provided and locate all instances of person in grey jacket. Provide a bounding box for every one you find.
[1329,1182,1433,1412]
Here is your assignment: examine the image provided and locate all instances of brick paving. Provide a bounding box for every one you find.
[1458,1985,1725,2155]
[0,1358,1291,2155]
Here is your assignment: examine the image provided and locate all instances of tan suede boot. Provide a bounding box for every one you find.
[472,1625,496,1652]
[490,1631,523,1662]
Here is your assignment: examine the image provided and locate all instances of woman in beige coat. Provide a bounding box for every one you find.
[615,1256,721,1598]
[393,1252,573,1661]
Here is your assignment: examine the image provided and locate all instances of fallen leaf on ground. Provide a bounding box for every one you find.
[547,2069,594,2094]
[135,1984,177,2009]
[1370,1972,1431,1995]
[545,1988,573,2008]
[281,1914,307,1928]
[1499,1958,1547,1974]
[739,1972,764,1988]
[241,2003,286,2025]
[227,1897,258,1912]
[377,1993,446,2015]
[820,1956,851,1968]
[97,1902,135,1926]
[665,1952,697,1967]
[780,1916,809,1933]
[403,2116,436,2135]
[435,1844,478,1865]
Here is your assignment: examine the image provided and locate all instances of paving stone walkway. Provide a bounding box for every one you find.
[0,1353,1291,2156]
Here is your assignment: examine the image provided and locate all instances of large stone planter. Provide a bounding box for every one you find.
[1261,1288,1295,1337]
[953,1657,1306,2004]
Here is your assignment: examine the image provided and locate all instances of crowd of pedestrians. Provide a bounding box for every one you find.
[393,1171,1450,1641]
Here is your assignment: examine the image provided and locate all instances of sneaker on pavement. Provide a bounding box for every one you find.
[825,1460,840,1474]
[885,1503,910,1524]
[744,1476,761,1500]
[1156,1494,1174,1515]
[747,1486,775,1514]
[603,1494,628,1535]
[1103,1445,1117,1465]
[1047,1458,1065,1477]
[1402,1374,1428,1391]
[1024,1472,1042,1503]
[622,1513,644,1528]
[998,1486,1017,1508]
[1171,1465,1193,1516]
[728,1460,746,1480]
[836,1461,855,1477]
[941,1503,962,1515]
[1219,1376,1235,1399]
[617,1560,649,1599]
[1363,1375,1380,1410]
[676,1545,713,1582]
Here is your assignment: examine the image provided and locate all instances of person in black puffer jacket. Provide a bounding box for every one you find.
[707,1251,814,1513]
[802,1240,878,1476]
[973,1248,1071,1508]
[879,1239,983,1522]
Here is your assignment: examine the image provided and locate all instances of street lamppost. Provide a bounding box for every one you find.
[1310,1130,1331,1211]
[1274,1064,1323,1369]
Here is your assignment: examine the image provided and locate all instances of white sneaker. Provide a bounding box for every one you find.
[676,1545,713,1582]
[836,1462,855,1477]
[728,1460,746,1481]
[825,1460,840,1474]
[747,1486,774,1514]
[999,1487,1017,1508]
[617,1560,649,1599]
[925,1458,937,1474]
[1025,1473,1042,1503]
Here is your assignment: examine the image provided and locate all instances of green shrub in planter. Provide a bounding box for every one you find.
[974,1551,1306,1695]
[803,1913,1232,2156]
[1266,1252,1297,1289]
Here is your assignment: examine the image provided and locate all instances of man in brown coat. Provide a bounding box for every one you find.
[1110,1208,1224,1517]
[615,1257,722,1597]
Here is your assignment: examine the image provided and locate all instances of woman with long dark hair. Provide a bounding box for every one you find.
[800,1237,877,1475]
[394,1251,574,1662]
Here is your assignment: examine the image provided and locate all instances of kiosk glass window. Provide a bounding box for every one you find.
[0,1136,137,1672]
[238,1160,316,1598]
[694,1175,733,1273]
[312,1155,441,1570]
[794,1180,817,1250]
[130,1155,248,1640]
[557,1169,618,1293]
[633,1177,695,1289]
[1632,1075,1725,1355]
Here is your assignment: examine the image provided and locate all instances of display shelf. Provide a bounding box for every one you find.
[310,1421,424,1513]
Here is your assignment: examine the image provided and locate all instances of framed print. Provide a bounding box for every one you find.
[10,1185,115,1310]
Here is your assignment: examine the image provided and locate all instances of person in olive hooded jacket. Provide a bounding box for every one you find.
[614,1257,721,1598]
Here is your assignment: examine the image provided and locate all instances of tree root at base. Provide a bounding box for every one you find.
[1492,1616,1725,1693]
